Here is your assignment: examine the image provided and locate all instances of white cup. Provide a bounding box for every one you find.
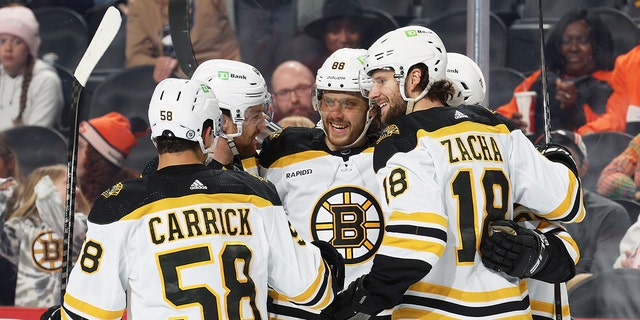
[514,91,537,135]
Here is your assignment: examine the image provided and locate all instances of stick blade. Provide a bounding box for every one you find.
[169,0,198,77]
[74,6,122,86]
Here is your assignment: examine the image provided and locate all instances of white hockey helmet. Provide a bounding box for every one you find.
[313,48,368,111]
[446,52,486,106]
[361,26,447,112]
[192,59,273,138]
[148,78,223,154]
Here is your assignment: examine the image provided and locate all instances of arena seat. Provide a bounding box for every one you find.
[568,268,640,318]
[488,67,526,109]
[581,131,633,192]
[34,6,88,71]
[88,65,157,172]
[2,125,68,177]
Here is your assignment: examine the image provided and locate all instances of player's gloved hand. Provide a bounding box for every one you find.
[480,220,550,278]
[40,305,61,320]
[312,240,345,294]
[535,143,579,177]
[319,275,381,320]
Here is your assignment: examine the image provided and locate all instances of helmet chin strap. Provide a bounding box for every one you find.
[405,84,431,115]
[226,137,240,157]
[203,136,219,166]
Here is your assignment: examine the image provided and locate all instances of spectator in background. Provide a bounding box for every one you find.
[496,9,619,137]
[299,0,394,73]
[597,133,640,200]
[606,45,640,136]
[270,60,318,124]
[0,5,63,131]
[77,112,148,206]
[0,134,22,306]
[0,164,90,307]
[0,134,23,216]
[125,0,240,83]
[536,130,630,289]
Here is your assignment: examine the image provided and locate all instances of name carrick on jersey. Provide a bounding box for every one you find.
[62,164,333,320]
[259,127,387,319]
[367,105,585,319]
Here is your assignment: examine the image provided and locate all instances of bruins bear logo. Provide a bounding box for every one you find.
[311,186,384,264]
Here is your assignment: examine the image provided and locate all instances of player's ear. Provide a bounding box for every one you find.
[202,126,214,148]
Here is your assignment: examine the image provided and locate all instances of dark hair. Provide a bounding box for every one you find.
[409,63,456,104]
[545,8,614,74]
[154,119,213,154]
[154,136,199,154]
[80,143,138,206]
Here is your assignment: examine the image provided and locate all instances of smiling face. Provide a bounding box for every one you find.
[323,17,362,54]
[320,91,369,150]
[227,104,267,156]
[367,69,406,125]
[561,19,596,78]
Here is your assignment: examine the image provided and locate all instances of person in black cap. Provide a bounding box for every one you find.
[300,0,396,72]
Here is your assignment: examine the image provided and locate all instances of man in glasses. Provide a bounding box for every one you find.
[259,48,390,319]
[271,60,319,124]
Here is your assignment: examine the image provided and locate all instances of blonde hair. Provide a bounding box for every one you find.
[7,164,90,222]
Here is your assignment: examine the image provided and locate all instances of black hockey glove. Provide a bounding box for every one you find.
[480,220,549,278]
[40,305,61,320]
[312,240,345,294]
[319,275,381,320]
[535,143,579,178]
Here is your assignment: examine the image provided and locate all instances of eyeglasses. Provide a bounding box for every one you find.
[320,96,365,112]
[273,84,313,100]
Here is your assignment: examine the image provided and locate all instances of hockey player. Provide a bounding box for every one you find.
[258,48,389,319]
[321,26,585,319]
[447,52,578,320]
[58,79,341,319]
[141,60,276,175]
[191,59,275,173]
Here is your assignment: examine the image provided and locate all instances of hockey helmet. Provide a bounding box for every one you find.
[360,26,448,106]
[192,59,273,138]
[446,52,486,106]
[148,78,223,154]
[313,48,368,111]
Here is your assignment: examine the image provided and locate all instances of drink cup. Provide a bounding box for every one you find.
[514,91,537,135]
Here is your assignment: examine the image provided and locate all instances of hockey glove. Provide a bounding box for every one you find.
[535,143,579,178]
[312,240,345,294]
[480,220,549,278]
[320,275,381,320]
[40,305,61,320]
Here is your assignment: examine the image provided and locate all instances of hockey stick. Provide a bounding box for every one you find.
[537,4,561,318]
[169,0,198,77]
[61,6,122,298]
[537,0,551,145]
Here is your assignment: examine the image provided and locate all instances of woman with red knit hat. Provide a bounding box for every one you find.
[77,112,149,206]
[0,5,63,131]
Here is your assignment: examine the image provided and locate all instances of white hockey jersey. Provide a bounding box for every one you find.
[259,127,388,319]
[513,209,579,320]
[366,105,585,319]
[61,164,334,320]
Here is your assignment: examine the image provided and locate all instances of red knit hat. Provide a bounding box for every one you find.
[79,112,147,167]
